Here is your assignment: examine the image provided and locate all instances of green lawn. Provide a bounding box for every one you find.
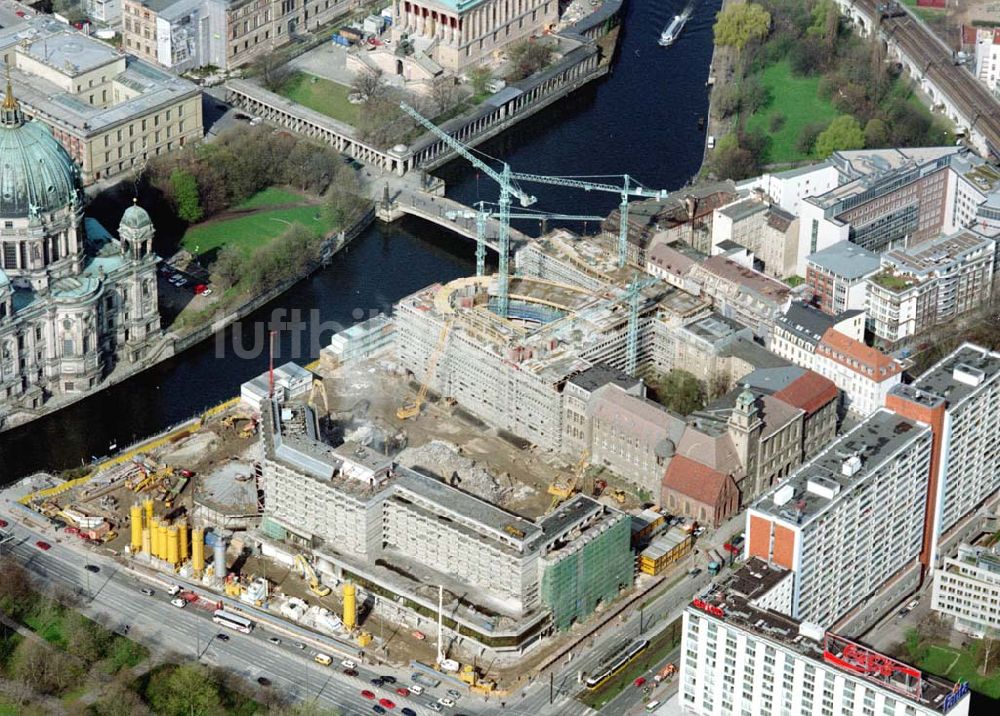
[745,60,839,163]
[0,701,19,716]
[181,205,333,256]
[234,186,305,210]
[23,611,67,648]
[920,644,1000,699]
[278,72,359,125]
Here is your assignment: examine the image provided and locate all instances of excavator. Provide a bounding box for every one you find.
[294,554,332,597]
[397,319,454,420]
[308,378,330,416]
[547,449,590,513]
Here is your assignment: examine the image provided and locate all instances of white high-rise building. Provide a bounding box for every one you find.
[680,560,971,716]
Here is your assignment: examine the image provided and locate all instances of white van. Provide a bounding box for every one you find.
[645,701,661,712]
[314,653,332,666]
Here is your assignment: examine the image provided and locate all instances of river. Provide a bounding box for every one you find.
[0,0,719,479]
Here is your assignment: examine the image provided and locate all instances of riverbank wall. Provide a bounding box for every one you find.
[0,207,375,437]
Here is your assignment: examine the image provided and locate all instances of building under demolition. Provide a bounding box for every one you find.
[259,398,633,651]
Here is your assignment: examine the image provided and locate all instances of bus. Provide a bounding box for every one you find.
[213,609,253,634]
[585,639,649,690]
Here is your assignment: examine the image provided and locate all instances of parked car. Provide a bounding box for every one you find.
[634,677,646,687]
[216,633,230,641]
[361,690,376,700]
[342,659,357,669]
[438,697,455,708]
[170,598,186,608]
[688,568,702,577]
[373,707,386,715]
[408,684,424,695]
[343,669,359,677]
[140,588,154,596]
[294,642,306,650]
[381,676,397,684]
[401,708,417,716]
[378,699,395,709]
[427,704,443,713]
[35,541,51,551]
[268,636,281,645]
[395,687,410,697]
[0,518,7,527]
[85,564,100,573]
[446,689,461,699]
[257,676,271,687]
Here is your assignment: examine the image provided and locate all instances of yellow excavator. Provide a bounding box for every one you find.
[294,554,332,597]
[547,449,590,512]
[308,378,330,416]
[397,319,454,420]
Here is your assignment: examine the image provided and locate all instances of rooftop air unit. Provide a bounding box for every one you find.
[807,476,842,500]
[799,622,825,642]
[841,455,862,477]
[953,363,985,387]
[773,484,795,506]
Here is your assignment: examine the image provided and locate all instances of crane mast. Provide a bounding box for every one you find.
[399,102,535,318]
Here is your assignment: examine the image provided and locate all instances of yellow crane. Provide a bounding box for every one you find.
[397,319,454,420]
[293,554,332,597]
[547,449,590,512]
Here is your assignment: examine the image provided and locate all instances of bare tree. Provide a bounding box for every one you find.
[0,557,33,608]
[253,51,292,92]
[429,76,459,115]
[352,67,387,102]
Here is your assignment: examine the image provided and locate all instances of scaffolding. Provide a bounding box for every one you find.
[540,517,633,631]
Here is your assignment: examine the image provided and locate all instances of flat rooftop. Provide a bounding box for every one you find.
[751,409,929,526]
[0,17,199,134]
[904,343,1000,408]
[694,560,967,714]
[806,241,881,279]
[641,528,690,559]
[882,230,994,276]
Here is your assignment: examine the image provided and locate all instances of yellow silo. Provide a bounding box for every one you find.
[141,527,151,556]
[192,527,205,576]
[343,582,357,631]
[129,504,143,553]
[150,518,160,558]
[166,526,180,566]
[158,524,169,561]
[144,498,154,524]
[178,522,190,562]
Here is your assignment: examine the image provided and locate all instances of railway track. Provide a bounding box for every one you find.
[851,0,1000,157]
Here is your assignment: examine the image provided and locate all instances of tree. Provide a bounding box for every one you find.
[648,369,706,415]
[430,76,460,115]
[0,557,33,616]
[815,115,865,157]
[468,65,493,96]
[507,40,553,81]
[979,630,1000,676]
[10,638,81,696]
[352,67,387,102]
[64,612,112,665]
[253,51,292,92]
[146,663,223,716]
[91,677,148,716]
[708,133,762,181]
[903,627,928,664]
[713,3,772,54]
[796,121,828,155]
[864,117,889,148]
[806,0,839,47]
[169,169,203,223]
[211,246,245,290]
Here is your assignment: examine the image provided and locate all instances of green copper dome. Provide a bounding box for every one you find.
[0,80,80,219]
[121,200,152,230]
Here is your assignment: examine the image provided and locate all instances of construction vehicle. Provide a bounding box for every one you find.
[294,554,332,597]
[612,489,626,504]
[308,378,330,416]
[164,476,189,509]
[547,449,590,513]
[458,663,497,694]
[397,319,454,420]
[238,419,257,439]
[654,663,676,683]
[592,478,608,498]
[503,524,525,539]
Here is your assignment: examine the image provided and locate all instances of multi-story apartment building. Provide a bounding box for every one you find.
[261,399,634,647]
[746,409,933,628]
[866,230,995,346]
[88,0,123,24]
[813,328,902,417]
[932,541,1000,638]
[0,17,202,184]
[122,0,353,71]
[805,241,880,315]
[769,301,864,371]
[739,161,840,217]
[687,255,791,341]
[680,559,971,716]
[887,344,1000,569]
[967,25,1000,95]
[711,194,798,279]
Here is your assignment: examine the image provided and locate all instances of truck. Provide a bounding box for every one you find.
[332,34,351,47]
[653,662,676,683]
[707,561,721,576]
[411,672,441,689]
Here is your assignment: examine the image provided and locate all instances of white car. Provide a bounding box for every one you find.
[168,585,182,596]
[341,659,356,669]
[427,704,443,713]
[408,684,424,695]
[170,598,186,608]
[438,697,455,708]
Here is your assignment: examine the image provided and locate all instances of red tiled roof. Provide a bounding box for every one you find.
[773,371,839,416]
[662,455,730,506]
[817,329,901,383]
[962,25,977,45]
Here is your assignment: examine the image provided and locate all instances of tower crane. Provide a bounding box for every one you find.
[625,275,659,377]
[446,202,605,277]
[400,102,536,318]
[509,172,669,268]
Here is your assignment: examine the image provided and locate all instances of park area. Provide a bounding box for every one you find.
[918,643,1000,699]
[277,72,360,125]
[744,60,838,163]
[180,187,335,259]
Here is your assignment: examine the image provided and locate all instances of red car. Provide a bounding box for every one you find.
[344,668,359,677]
[395,687,410,697]
[361,690,376,700]
[35,541,51,551]
[634,677,646,687]
[379,699,395,709]
[0,518,8,528]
